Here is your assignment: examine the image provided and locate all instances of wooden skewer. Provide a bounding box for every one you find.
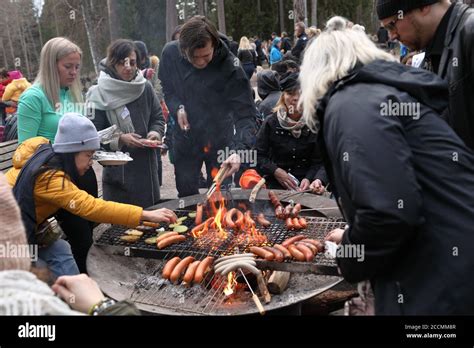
[239,268,266,315]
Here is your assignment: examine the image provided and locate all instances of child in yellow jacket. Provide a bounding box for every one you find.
[8,113,177,277]
[2,70,31,114]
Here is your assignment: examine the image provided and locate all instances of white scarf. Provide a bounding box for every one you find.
[87,70,147,134]
[276,108,305,138]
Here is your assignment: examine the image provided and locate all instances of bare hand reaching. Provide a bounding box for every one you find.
[52,274,105,314]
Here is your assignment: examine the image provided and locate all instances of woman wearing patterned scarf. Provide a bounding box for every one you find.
[255,72,327,192]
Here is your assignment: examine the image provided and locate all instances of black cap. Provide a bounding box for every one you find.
[376,0,439,20]
[280,72,299,92]
[257,70,280,99]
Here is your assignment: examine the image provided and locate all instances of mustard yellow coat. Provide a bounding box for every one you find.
[6,137,143,227]
[2,78,31,102]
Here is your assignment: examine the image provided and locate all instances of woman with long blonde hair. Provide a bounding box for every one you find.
[18,37,83,143]
[300,16,474,315]
[16,37,98,274]
[237,36,257,80]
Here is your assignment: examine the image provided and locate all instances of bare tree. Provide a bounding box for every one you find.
[217,0,226,34]
[107,0,120,41]
[166,0,178,42]
[293,0,306,25]
[311,0,317,27]
[0,38,8,68]
[4,15,16,66]
[279,0,285,34]
[196,0,205,16]
[81,0,100,74]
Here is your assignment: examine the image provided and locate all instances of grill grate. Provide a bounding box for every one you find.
[96,211,346,315]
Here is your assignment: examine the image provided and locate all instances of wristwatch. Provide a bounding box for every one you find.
[89,298,117,316]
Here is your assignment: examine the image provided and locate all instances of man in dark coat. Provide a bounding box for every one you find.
[377,0,474,149]
[159,16,258,197]
[292,22,308,62]
[317,59,474,315]
[376,26,389,47]
[281,32,292,54]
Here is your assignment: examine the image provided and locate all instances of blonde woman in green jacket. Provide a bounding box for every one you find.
[17,37,97,274]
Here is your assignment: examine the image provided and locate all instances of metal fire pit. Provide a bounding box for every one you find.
[88,189,345,316]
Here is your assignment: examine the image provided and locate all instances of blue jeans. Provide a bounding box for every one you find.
[37,239,80,277]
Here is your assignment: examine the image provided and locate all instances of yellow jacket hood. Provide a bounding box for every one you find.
[5,137,50,187]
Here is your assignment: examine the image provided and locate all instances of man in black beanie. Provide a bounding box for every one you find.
[377,0,474,150]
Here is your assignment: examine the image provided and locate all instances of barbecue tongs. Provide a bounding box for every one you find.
[205,166,230,200]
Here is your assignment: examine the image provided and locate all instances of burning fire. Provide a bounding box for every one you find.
[191,189,267,246]
[223,272,237,296]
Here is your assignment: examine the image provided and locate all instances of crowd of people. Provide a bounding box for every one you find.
[0,0,473,316]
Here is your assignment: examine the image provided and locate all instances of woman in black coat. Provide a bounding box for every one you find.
[300,17,474,315]
[256,72,326,192]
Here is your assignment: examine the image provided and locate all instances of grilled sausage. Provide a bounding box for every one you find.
[291,203,302,218]
[162,257,181,280]
[250,246,275,261]
[157,235,186,249]
[225,209,237,229]
[301,239,325,252]
[191,222,206,235]
[262,246,285,263]
[170,256,195,284]
[244,211,255,226]
[220,262,261,277]
[183,260,201,286]
[275,206,284,219]
[282,235,306,247]
[284,204,293,219]
[234,210,245,229]
[194,256,214,284]
[298,217,308,229]
[215,259,257,274]
[294,243,315,262]
[156,231,179,243]
[292,217,302,230]
[288,244,306,262]
[268,190,282,208]
[296,241,318,255]
[256,213,271,228]
[215,253,255,264]
[286,217,294,230]
[273,244,292,259]
[195,203,204,225]
[221,208,228,228]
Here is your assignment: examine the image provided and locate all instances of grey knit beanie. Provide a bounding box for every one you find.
[53,113,100,153]
[376,0,440,20]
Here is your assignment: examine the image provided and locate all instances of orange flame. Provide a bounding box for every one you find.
[223,272,237,296]
[191,187,267,246]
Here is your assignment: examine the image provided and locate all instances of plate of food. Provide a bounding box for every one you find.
[94,151,133,166]
[141,139,162,148]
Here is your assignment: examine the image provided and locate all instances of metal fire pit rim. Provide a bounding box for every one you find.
[149,189,341,218]
[87,243,343,316]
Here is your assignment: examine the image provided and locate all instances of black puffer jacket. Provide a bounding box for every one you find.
[424,2,474,150]
[317,60,474,315]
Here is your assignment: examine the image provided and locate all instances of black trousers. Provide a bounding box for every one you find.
[57,168,98,273]
[174,149,217,198]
